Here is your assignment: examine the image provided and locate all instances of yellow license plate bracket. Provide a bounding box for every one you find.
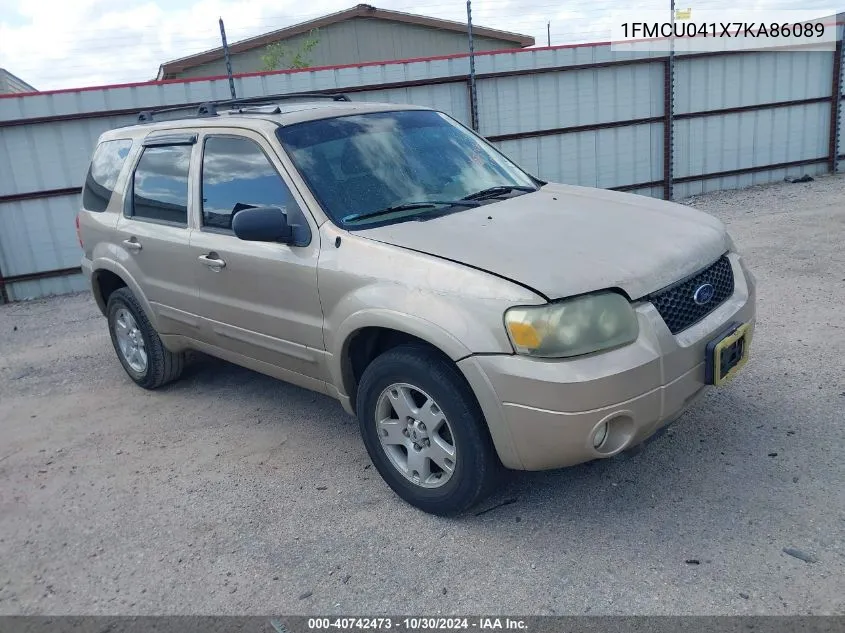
[705,322,752,386]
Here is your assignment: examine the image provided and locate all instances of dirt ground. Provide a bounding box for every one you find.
[1,175,844,615]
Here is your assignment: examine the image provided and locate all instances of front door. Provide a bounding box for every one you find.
[114,137,200,335]
[190,131,326,383]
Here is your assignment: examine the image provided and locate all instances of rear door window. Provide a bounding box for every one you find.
[82,139,133,212]
[130,145,192,226]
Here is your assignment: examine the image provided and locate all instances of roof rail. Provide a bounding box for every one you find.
[137,103,205,123]
[137,92,350,123]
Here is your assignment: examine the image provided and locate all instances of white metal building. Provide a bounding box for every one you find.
[157,4,535,80]
[0,69,37,95]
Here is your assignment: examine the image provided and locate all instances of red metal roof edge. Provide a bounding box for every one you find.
[3,20,843,101]
[0,40,612,100]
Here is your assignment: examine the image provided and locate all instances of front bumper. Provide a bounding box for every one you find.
[458,253,756,470]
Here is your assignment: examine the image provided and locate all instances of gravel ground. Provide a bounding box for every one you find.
[1,175,844,616]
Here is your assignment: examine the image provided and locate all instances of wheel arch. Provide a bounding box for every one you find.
[332,311,473,412]
[331,314,524,472]
[90,259,157,328]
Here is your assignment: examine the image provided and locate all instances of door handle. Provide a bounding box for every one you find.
[198,254,226,270]
[122,238,142,252]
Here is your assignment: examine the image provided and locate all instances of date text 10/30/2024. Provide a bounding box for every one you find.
[306,617,528,630]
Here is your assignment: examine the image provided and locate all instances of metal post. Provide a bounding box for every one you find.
[663,0,676,200]
[547,22,551,47]
[466,0,479,131]
[219,17,237,100]
[0,266,9,303]
[831,31,844,173]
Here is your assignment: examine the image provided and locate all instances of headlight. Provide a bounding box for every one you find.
[504,292,639,358]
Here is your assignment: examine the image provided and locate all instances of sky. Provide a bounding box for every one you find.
[0,0,838,91]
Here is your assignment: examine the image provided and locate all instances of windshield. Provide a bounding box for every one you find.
[276,109,538,228]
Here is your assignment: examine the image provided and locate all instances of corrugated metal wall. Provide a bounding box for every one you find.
[479,62,665,189]
[1,37,842,302]
[672,50,835,198]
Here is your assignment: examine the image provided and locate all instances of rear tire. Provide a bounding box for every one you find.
[356,344,499,515]
[107,287,184,389]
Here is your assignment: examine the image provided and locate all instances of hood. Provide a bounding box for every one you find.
[355,183,730,300]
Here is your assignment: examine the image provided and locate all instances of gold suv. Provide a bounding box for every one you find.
[78,93,756,515]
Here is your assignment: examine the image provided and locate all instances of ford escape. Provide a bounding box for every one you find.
[77,93,756,515]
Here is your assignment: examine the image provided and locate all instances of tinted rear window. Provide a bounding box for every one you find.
[131,145,191,226]
[82,139,133,212]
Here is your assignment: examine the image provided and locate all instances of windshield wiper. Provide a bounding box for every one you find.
[461,185,537,201]
[342,200,481,223]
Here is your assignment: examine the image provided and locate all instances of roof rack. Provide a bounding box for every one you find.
[137,92,350,123]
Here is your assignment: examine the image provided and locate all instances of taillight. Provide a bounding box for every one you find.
[75,213,84,248]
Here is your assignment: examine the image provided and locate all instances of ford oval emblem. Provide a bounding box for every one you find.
[693,283,715,305]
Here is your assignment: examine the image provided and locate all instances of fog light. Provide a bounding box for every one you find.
[592,422,608,449]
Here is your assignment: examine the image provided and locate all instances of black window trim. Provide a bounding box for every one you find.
[198,132,310,246]
[143,133,198,147]
[126,143,193,228]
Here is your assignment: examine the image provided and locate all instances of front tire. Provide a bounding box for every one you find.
[356,344,499,515]
[107,287,184,389]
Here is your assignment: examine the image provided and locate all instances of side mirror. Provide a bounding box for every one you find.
[231,206,293,243]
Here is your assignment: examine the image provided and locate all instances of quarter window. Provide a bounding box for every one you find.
[82,139,133,212]
[201,136,299,231]
[131,145,191,225]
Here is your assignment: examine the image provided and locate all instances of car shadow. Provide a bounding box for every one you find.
[164,351,353,426]
[467,384,801,529]
[158,354,792,529]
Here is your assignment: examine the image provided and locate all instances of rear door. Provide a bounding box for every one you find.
[114,133,201,336]
[189,129,327,382]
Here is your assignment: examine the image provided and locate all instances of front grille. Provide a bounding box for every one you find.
[648,256,734,334]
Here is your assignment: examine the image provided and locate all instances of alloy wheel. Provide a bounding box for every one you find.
[374,382,457,488]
